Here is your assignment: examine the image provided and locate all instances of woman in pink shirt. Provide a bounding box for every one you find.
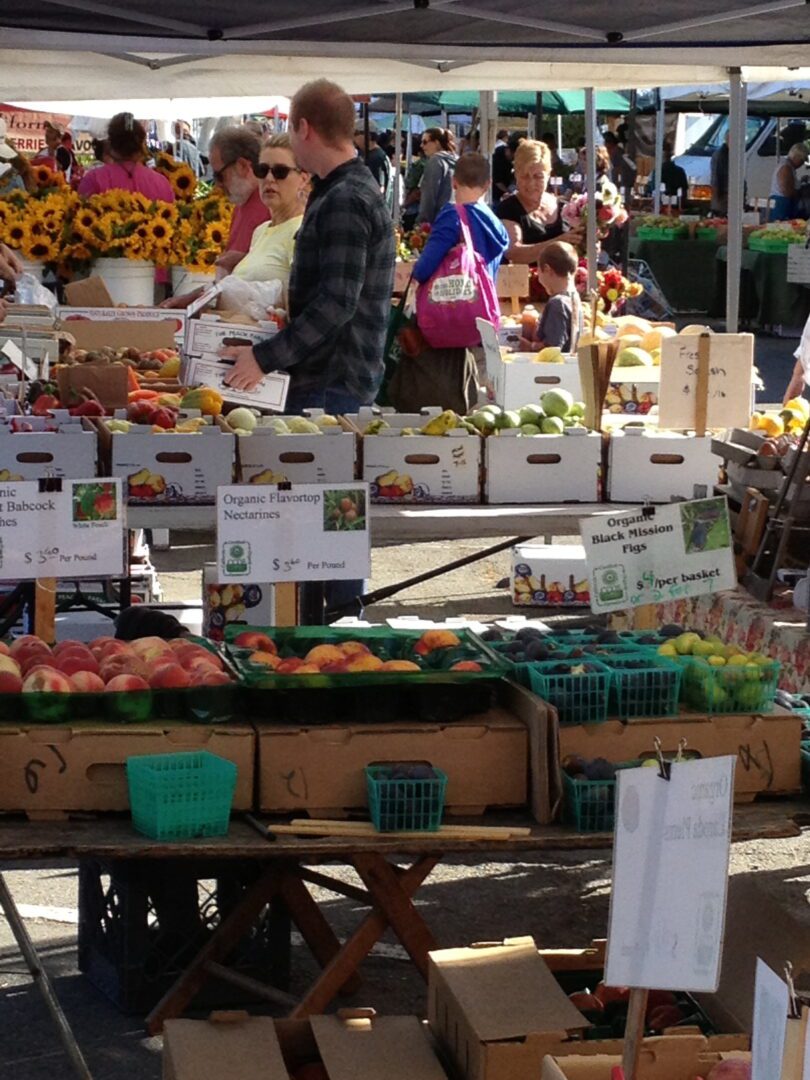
[78,113,174,203]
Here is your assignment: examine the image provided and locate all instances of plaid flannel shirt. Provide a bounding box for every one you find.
[254,158,395,402]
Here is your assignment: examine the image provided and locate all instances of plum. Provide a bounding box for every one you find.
[583,758,616,781]
[516,627,545,642]
[525,640,551,662]
[660,624,684,638]
[480,628,504,642]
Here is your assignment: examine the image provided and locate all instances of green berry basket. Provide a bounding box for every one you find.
[365,763,448,832]
[562,762,640,833]
[126,751,237,841]
[606,654,683,719]
[681,657,780,714]
[527,659,613,726]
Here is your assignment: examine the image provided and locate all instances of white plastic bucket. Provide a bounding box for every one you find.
[171,266,215,295]
[93,258,155,306]
[19,259,44,283]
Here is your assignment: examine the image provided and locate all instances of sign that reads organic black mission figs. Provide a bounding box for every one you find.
[216,483,371,583]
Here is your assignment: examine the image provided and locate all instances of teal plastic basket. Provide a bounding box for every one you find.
[126,751,237,841]
[563,762,642,832]
[528,660,612,726]
[365,764,447,832]
[607,655,683,719]
[681,658,780,714]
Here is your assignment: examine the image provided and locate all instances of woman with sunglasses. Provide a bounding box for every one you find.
[418,128,457,226]
[231,134,310,287]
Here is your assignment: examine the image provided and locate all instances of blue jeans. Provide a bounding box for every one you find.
[285,384,367,620]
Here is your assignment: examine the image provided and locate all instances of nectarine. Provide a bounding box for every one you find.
[339,641,371,658]
[304,644,345,666]
[378,660,421,672]
[288,664,321,674]
[249,651,281,669]
[275,657,304,674]
[417,630,460,652]
[233,631,276,653]
[449,661,482,671]
[345,654,384,672]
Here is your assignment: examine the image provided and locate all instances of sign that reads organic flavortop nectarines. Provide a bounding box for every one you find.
[0,479,125,580]
[217,483,371,583]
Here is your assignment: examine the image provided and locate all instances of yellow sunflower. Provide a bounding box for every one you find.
[170,167,196,200]
[6,222,25,247]
[203,222,227,249]
[24,237,57,262]
[33,165,63,189]
[147,219,172,244]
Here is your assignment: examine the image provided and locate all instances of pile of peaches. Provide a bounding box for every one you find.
[0,634,233,697]
[231,629,485,676]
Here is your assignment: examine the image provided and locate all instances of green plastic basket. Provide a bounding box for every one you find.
[607,655,682,719]
[695,227,718,242]
[563,762,642,832]
[126,751,237,841]
[365,764,447,832]
[636,225,688,241]
[528,660,612,726]
[681,658,780,714]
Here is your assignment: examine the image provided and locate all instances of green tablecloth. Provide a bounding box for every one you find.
[714,246,810,332]
[628,237,719,313]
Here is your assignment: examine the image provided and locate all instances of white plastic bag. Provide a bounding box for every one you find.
[218,276,284,322]
[13,272,57,311]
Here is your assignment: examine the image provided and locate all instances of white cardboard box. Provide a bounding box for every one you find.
[485,431,601,504]
[238,418,356,485]
[0,422,97,481]
[352,408,481,503]
[608,429,719,503]
[491,356,583,412]
[511,543,591,607]
[107,425,235,503]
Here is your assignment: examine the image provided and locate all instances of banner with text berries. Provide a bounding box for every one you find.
[216,483,371,583]
[0,480,125,579]
[580,497,736,613]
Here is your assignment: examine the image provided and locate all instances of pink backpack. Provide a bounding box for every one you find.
[415,204,501,349]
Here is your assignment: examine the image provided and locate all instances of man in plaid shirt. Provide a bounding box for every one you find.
[223,80,395,414]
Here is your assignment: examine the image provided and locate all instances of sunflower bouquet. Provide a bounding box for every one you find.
[61,190,179,269]
[0,182,78,267]
[153,151,198,201]
[172,191,233,273]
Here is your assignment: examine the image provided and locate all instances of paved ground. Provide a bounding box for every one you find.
[0,326,806,1078]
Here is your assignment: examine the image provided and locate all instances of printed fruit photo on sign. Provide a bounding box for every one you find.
[323,489,367,531]
[72,482,118,522]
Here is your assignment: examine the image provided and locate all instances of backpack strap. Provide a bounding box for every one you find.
[457,203,475,258]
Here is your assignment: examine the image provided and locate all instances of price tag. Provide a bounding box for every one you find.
[658,332,754,430]
[605,755,735,992]
[217,483,371,583]
[752,959,789,1080]
[0,479,125,580]
[787,244,810,284]
[580,496,736,613]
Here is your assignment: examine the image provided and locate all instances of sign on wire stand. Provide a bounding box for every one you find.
[605,755,735,992]
[0,479,125,579]
[217,483,371,583]
[580,497,736,613]
[752,959,789,1080]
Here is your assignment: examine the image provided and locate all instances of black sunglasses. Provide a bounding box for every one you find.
[211,159,236,184]
[252,162,302,181]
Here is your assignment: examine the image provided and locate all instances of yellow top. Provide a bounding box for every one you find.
[231,214,302,285]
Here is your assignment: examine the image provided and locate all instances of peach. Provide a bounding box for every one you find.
[249,650,281,669]
[105,674,150,693]
[22,668,72,693]
[93,639,133,661]
[130,636,170,657]
[69,671,105,693]
[0,671,22,693]
[100,655,149,683]
[174,644,222,670]
[20,652,56,675]
[345,654,384,672]
[304,644,346,666]
[416,630,460,653]
[339,641,371,658]
[449,661,482,672]
[378,660,421,672]
[0,641,11,657]
[189,668,232,687]
[233,631,276,653]
[0,655,21,677]
[150,664,191,690]
[182,649,223,671]
[53,639,88,657]
[9,635,47,657]
[56,653,101,678]
[168,637,192,652]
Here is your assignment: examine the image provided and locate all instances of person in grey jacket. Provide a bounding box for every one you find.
[418,127,457,224]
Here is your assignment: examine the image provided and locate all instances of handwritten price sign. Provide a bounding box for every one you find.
[658,332,754,430]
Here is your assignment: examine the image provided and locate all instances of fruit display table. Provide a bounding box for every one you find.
[714,246,810,333]
[620,586,810,693]
[627,236,720,313]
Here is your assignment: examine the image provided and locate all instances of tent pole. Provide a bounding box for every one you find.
[585,86,598,294]
[406,105,413,171]
[726,68,747,333]
[536,93,543,139]
[393,91,403,228]
[557,113,563,156]
[653,90,665,214]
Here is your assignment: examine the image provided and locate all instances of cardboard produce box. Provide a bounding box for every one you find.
[485,431,601,504]
[511,544,590,607]
[257,680,556,823]
[541,1038,750,1080]
[557,708,802,804]
[55,362,130,410]
[0,417,97,481]
[238,415,356,485]
[608,429,719,503]
[0,721,254,814]
[96,420,235,503]
[352,408,481,503]
[164,1011,451,1080]
[490,357,584,413]
[59,307,184,350]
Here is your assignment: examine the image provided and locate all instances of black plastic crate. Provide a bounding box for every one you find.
[78,858,290,1014]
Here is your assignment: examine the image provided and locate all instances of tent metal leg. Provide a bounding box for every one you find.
[0,873,93,1080]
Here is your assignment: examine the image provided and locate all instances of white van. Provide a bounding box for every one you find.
[674,114,810,202]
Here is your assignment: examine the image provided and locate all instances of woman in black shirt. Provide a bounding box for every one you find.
[496,139,583,265]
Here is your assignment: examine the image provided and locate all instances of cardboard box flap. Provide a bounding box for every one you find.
[311,1014,448,1080]
[430,938,588,1042]
[163,1014,289,1080]
[63,275,114,307]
